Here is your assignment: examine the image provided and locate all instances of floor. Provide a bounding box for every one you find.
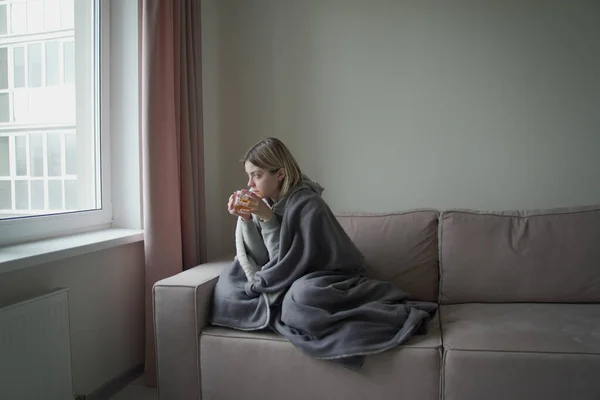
[109,377,157,400]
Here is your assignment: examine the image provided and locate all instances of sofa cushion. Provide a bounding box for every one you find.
[441,303,600,353]
[441,303,600,400]
[336,210,439,301]
[443,350,600,400]
[439,205,600,303]
[200,313,441,400]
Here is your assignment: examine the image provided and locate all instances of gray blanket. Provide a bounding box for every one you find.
[210,187,437,369]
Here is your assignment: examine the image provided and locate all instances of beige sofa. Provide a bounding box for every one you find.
[153,205,600,400]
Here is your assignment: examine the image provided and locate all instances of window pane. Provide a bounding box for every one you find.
[0,180,11,209]
[45,41,60,86]
[0,47,7,90]
[65,134,76,175]
[13,47,26,88]
[15,136,27,176]
[63,41,74,83]
[0,4,7,36]
[47,133,62,176]
[60,0,74,30]
[10,2,26,35]
[0,92,8,122]
[29,134,44,177]
[12,91,28,122]
[15,180,28,210]
[31,180,44,209]
[26,86,72,124]
[0,136,8,176]
[45,0,61,31]
[64,179,76,209]
[0,1,101,222]
[48,180,62,209]
[27,0,44,33]
[28,44,42,88]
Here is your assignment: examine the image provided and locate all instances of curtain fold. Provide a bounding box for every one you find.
[140,0,206,386]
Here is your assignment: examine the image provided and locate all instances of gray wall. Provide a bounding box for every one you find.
[0,243,145,396]
[202,0,600,259]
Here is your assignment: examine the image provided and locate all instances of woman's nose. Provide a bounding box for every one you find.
[247,178,254,187]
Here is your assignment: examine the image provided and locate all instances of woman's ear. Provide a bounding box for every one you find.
[277,168,286,182]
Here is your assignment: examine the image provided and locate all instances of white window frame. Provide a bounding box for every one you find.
[0,0,112,247]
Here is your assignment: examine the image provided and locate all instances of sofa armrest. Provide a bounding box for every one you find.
[153,259,230,400]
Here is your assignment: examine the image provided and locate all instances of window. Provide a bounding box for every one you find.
[0,0,110,246]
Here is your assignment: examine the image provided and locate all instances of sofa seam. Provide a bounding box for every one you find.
[202,331,288,343]
[438,212,445,305]
[440,347,447,400]
[438,305,446,400]
[443,347,600,356]
[438,306,445,347]
[440,207,600,219]
[194,286,202,400]
[202,329,443,350]
[154,280,216,290]
[335,209,438,218]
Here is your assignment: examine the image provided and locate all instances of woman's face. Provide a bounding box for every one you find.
[245,161,284,200]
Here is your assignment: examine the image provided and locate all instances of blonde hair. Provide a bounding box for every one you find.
[242,138,303,198]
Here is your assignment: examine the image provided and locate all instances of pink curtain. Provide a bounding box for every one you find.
[140,0,206,386]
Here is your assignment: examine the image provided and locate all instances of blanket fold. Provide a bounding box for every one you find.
[210,187,437,368]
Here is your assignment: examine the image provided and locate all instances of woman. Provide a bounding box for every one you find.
[211,138,437,370]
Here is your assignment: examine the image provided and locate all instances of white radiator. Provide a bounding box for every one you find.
[0,288,74,400]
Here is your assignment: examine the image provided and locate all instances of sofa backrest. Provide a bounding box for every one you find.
[439,205,600,304]
[336,210,439,302]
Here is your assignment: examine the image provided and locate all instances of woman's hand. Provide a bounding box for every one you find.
[240,189,274,222]
[227,192,252,221]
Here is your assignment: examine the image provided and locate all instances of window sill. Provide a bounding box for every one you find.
[0,228,144,275]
